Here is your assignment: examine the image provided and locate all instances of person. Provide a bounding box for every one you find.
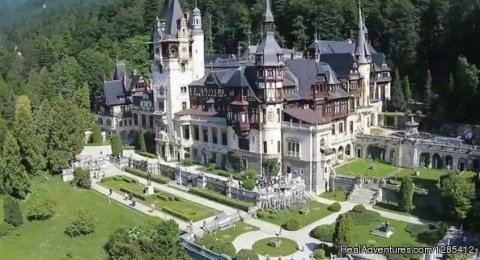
[131,198,136,207]
[109,188,112,196]
[150,203,155,213]
[124,193,128,200]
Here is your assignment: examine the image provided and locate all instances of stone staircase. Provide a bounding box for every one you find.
[347,185,378,205]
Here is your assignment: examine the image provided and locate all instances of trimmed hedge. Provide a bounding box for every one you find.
[189,188,252,211]
[352,204,366,213]
[136,151,158,159]
[282,218,301,231]
[311,225,334,242]
[123,167,171,184]
[162,207,192,221]
[328,202,341,212]
[119,187,147,201]
[157,194,169,201]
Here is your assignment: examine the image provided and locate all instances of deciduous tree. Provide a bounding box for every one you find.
[441,174,476,223]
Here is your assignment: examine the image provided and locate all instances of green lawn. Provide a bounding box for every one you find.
[319,191,347,202]
[0,177,155,260]
[335,159,398,178]
[252,237,298,257]
[211,221,259,243]
[395,168,447,181]
[101,176,217,221]
[258,201,332,228]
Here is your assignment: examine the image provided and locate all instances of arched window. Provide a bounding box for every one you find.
[320,138,325,146]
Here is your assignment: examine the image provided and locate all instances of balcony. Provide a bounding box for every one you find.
[331,134,354,145]
[233,121,250,137]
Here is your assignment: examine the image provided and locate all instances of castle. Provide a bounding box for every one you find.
[96,0,393,194]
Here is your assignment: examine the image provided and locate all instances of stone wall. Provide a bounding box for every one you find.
[331,175,358,194]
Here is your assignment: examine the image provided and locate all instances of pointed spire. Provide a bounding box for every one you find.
[264,0,274,23]
[355,0,371,64]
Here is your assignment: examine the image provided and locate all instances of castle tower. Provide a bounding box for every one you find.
[151,0,195,161]
[191,6,205,80]
[255,0,284,172]
[354,1,372,107]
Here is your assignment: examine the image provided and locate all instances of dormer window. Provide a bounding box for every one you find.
[256,55,262,65]
[277,54,284,62]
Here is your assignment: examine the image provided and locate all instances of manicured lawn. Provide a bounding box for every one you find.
[370,128,385,136]
[253,237,298,257]
[0,177,155,260]
[319,190,347,202]
[395,168,447,181]
[258,201,332,228]
[335,159,398,177]
[101,175,216,221]
[212,221,259,243]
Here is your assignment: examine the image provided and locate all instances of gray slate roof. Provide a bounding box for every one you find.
[103,80,127,106]
[285,59,340,99]
[284,108,330,124]
[161,0,183,37]
[256,33,283,66]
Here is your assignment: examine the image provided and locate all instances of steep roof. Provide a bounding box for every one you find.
[320,53,355,78]
[161,0,183,37]
[256,33,283,66]
[103,80,128,106]
[285,59,340,98]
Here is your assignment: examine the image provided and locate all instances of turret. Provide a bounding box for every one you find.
[355,1,372,107]
[191,5,205,80]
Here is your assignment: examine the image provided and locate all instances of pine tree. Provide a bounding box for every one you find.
[3,195,23,227]
[402,76,412,103]
[334,213,353,253]
[111,133,123,158]
[398,177,414,212]
[74,82,92,128]
[424,70,433,109]
[0,133,30,199]
[91,124,103,144]
[391,69,406,111]
[36,99,53,168]
[291,15,308,51]
[138,130,146,152]
[14,96,46,175]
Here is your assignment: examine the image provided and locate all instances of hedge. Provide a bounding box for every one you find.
[162,207,192,221]
[136,151,158,159]
[119,187,147,201]
[328,202,341,212]
[123,167,171,184]
[189,188,252,211]
[157,194,169,201]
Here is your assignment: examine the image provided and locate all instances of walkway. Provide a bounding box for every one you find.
[82,145,435,259]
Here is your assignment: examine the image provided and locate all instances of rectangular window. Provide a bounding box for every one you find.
[267,69,273,77]
[222,131,227,145]
[183,125,190,140]
[193,125,199,141]
[181,86,187,93]
[239,138,249,151]
[277,141,281,153]
[134,114,138,125]
[182,102,187,110]
[159,102,164,111]
[181,63,186,73]
[212,128,218,144]
[277,108,280,122]
[141,115,146,127]
[339,122,344,133]
[287,141,300,158]
[263,141,267,154]
[203,127,208,142]
[350,121,354,134]
[332,124,336,135]
[149,116,154,128]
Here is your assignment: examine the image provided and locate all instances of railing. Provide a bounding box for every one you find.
[282,121,314,130]
[331,134,354,145]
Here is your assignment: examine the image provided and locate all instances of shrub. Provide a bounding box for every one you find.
[174,197,181,202]
[90,124,103,144]
[283,218,301,231]
[311,225,334,242]
[236,249,259,260]
[242,178,256,191]
[314,249,326,259]
[189,188,253,211]
[136,151,157,159]
[182,157,196,166]
[256,210,270,219]
[73,167,91,189]
[328,202,341,212]
[207,163,216,172]
[110,133,123,158]
[228,150,245,173]
[0,223,13,237]
[64,210,95,237]
[3,196,23,227]
[138,130,146,152]
[27,198,55,221]
[123,167,171,184]
[211,241,236,258]
[119,187,146,201]
[398,177,414,212]
[244,168,257,180]
[352,204,366,213]
[157,194,169,201]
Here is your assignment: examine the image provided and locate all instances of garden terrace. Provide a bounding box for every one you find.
[0,177,154,259]
[319,190,347,201]
[257,201,332,229]
[100,176,216,221]
[189,188,254,211]
[335,159,398,178]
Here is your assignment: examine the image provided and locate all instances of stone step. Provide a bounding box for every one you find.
[348,186,378,205]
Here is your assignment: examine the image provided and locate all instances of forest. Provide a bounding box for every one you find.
[0,0,478,129]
